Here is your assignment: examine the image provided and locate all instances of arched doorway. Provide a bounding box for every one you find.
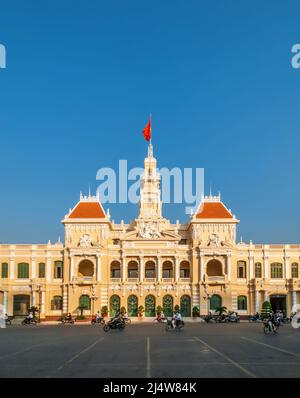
[210,294,222,311]
[78,260,94,278]
[127,295,138,317]
[163,295,173,317]
[206,260,223,276]
[145,295,156,317]
[110,295,120,317]
[270,294,287,312]
[180,295,191,317]
[13,295,30,316]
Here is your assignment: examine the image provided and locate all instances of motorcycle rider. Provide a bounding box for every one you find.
[95,311,102,322]
[172,311,182,329]
[268,310,276,332]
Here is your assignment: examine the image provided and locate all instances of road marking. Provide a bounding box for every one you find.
[241,337,300,358]
[146,336,151,378]
[0,344,44,361]
[46,336,104,378]
[194,337,257,378]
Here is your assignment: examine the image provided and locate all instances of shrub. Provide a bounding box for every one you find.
[261,301,272,319]
[156,305,163,316]
[120,306,126,315]
[192,306,200,317]
[138,305,144,316]
[101,305,108,316]
[174,305,180,313]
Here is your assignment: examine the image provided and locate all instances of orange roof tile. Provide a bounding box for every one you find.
[69,202,105,218]
[196,202,233,219]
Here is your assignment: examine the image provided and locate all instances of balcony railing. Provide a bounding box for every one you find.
[110,277,121,283]
[207,276,225,283]
[127,278,139,283]
[179,277,191,283]
[144,278,156,283]
[162,278,173,283]
[73,276,95,284]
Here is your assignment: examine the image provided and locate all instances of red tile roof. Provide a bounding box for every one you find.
[196,202,233,219]
[69,202,106,218]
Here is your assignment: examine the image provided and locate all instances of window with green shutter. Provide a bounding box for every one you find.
[79,295,91,310]
[38,262,45,278]
[54,261,63,279]
[18,263,29,279]
[1,263,8,278]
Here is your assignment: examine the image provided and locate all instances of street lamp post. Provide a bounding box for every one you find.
[36,283,41,323]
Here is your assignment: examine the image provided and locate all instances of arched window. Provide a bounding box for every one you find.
[210,295,222,310]
[38,263,45,278]
[1,262,8,279]
[180,295,191,317]
[110,261,121,278]
[238,296,247,310]
[237,261,247,279]
[54,261,63,279]
[163,295,173,316]
[79,295,91,310]
[206,260,222,276]
[78,260,94,277]
[110,295,120,317]
[145,295,156,317]
[18,263,29,279]
[292,263,299,278]
[127,261,138,278]
[51,296,62,310]
[145,261,156,278]
[162,261,173,278]
[255,262,262,278]
[127,295,138,317]
[180,261,190,278]
[271,263,283,278]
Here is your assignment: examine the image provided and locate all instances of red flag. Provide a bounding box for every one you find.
[142,117,152,142]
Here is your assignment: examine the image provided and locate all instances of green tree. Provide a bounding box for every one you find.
[192,306,200,317]
[261,301,272,319]
[156,305,163,316]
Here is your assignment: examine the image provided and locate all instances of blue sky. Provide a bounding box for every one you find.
[0,0,300,244]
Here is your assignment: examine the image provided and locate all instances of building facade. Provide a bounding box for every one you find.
[0,144,299,319]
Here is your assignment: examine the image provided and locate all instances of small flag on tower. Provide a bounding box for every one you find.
[142,116,152,142]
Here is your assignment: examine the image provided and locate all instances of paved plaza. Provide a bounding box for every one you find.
[0,322,299,378]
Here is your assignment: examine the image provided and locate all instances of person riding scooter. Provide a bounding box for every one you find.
[172,311,182,329]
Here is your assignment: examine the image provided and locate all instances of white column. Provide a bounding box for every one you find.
[139,257,144,283]
[32,291,36,307]
[41,291,45,315]
[227,254,231,281]
[46,253,52,282]
[9,255,15,280]
[175,257,179,282]
[157,257,161,282]
[255,290,260,313]
[199,254,204,282]
[63,287,68,313]
[249,254,254,280]
[292,291,297,310]
[69,255,74,282]
[263,255,269,279]
[96,255,101,282]
[31,256,36,280]
[285,255,290,279]
[3,291,8,314]
[264,290,269,302]
[122,255,126,283]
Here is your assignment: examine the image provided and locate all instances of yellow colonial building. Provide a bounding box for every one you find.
[0,144,299,320]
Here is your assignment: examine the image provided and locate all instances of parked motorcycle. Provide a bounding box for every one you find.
[215,314,228,323]
[248,313,262,322]
[165,318,184,331]
[22,317,37,325]
[103,317,125,332]
[154,315,167,323]
[91,315,105,325]
[203,314,216,323]
[5,318,12,326]
[61,315,75,325]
